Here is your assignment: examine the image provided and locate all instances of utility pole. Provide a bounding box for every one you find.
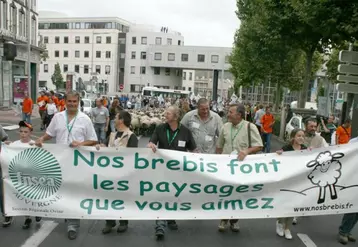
[27,0,32,99]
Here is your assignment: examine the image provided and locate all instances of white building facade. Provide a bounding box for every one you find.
[0,0,42,105]
[38,13,130,93]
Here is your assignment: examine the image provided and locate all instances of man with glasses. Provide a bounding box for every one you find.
[35,91,98,240]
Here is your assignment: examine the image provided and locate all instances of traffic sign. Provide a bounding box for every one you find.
[339,50,358,63]
[336,83,358,93]
[337,75,358,83]
[119,84,124,90]
[338,64,358,75]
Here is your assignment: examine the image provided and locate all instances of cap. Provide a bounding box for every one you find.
[19,121,33,131]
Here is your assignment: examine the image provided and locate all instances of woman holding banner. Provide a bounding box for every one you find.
[276,128,307,240]
[148,105,197,240]
[96,110,138,234]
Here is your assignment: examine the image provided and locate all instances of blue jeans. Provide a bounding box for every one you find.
[110,120,116,132]
[94,123,106,144]
[262,133,272,153]
[339,213,358,236]
[22,112,31,124]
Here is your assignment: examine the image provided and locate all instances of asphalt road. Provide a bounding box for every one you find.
[0,118,353,247]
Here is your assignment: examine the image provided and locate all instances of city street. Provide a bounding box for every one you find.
[0,116,353,247]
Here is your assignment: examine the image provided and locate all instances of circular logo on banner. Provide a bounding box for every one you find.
[8,148,62,201]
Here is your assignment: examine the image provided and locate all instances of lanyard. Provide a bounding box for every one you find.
[167,126,180,146]
[231,122,244,149]
[65,110,78,135]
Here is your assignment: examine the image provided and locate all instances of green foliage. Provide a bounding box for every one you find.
[51,63,64,90]
[231,0,358,108]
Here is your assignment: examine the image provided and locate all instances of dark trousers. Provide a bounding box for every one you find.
[155,220,176,232]
[222,219,238,224]
[106,220,128,226]
[339,213,358,236]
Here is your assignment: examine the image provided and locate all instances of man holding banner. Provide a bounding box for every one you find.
[35,91,98,240]
[216,103,263,232]
[148,105,197,240]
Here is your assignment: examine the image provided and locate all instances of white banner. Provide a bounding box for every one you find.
[1,143,358,220]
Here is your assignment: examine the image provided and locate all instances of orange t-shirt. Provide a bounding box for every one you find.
[58,99,66,112]
[51,96,59,106]
[37,96,48,111]
[336,126,351,144]
[261,114,275,133]
[22,98,33,114]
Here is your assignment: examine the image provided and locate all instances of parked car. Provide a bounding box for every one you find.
[285,115,304,141]
[82,99,94,117]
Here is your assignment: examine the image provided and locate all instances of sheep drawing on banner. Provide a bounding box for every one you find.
[306,151,344,204]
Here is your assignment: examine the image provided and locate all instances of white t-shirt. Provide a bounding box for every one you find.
[46,111,97,145]
[47,103,57,115]
[11,140,34,146]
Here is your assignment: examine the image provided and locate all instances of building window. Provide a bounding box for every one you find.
[167,38,172,45]
[119,38,126,44]
[183,72,186,80]
[165,68,170,76]
[225,55,230,63]
[44,36,48,43]
[141,37,147,45]
[130,66,135,74]
[75,36,80,43]
[55,36,60,43]
[189,72,193,80]
[120,53,125,59]
[85,36,90,43]
[63,64,68,72]
[141,52,147,59]
[10,3,17,34]
[55,50,59,57]
[84,65,89,74]
[19,9,25,36]
[182,87,185,90]
[198,54,205,62]
[96,36,101,44]
[188,87,192,91]
[211,55,219,63]
[130,84,143,93]
[64,51,68,58]
[154,53,162,61]
[75,51,80,58]
[168,53,175,61]
[1,1,8,30]
[132,37,136,44]
[75,65,80,73]
[178,40,182,45]
[84,51,89,58]
[106,36,111,43]
[96,51,101,58]
[181,54,189,62]
[64,36,69,43]
[106,51,111,58]
[44,64,48,73]
[96,65,101,74]
[131,51,136,59]
[75,22,80,29]
[105,65,111,75]
[154,67,160,75]
[140,66,146,74]
[155,37,162,45]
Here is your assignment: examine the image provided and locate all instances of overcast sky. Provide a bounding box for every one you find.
[39,0,239,47]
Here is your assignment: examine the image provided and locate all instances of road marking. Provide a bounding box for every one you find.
[297,233,317,247]
[3,125,19,131]
[20,220,58,247]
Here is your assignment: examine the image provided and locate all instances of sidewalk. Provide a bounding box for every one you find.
[0,105,40,124]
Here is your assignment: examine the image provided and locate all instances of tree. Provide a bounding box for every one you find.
[231,0,358,108]
[51,63,64,90]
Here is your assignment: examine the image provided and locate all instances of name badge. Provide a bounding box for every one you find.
[178,141,186,147]
[192,122,200,129]
[205,135,213,142]
[100,112,105,115]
